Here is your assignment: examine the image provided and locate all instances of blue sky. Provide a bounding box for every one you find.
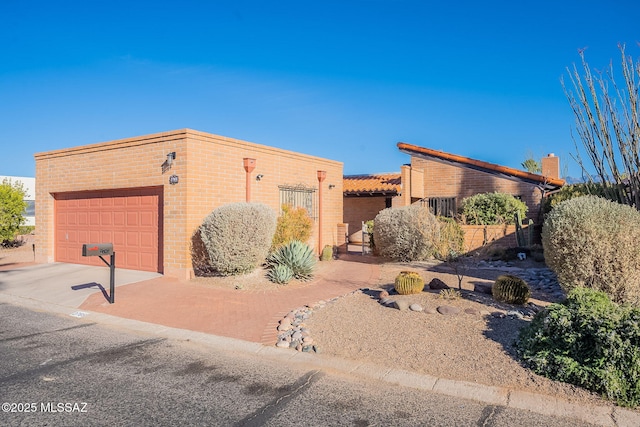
[2,0,639,178]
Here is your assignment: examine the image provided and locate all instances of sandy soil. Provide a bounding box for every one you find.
[0,239,624,409]
[306,259,612,408]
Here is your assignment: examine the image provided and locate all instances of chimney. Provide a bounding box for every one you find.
[541,153,559,179]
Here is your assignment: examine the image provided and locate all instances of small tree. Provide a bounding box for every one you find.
[521,153,542,174]
[562,44,640,209]
[0,178,27,243]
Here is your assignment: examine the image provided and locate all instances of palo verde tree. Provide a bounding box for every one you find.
[0,178,28,243]
[562,43,640,209]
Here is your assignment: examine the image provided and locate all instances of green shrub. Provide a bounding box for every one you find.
[271,204,313,250]
[267,264,294,284]
[267,240,316,281]
[394,271,425,295]
[460,192,527,225]
[0,178,28,243]
[373,204,440,262]
[516,287,640,407]
[542,195,640,305]
[433,216,465,260]
[492,274,531,305]
[200,202,277,276]
[543,182,610,215]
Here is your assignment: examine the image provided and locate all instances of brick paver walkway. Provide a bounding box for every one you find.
[80,257,380,345]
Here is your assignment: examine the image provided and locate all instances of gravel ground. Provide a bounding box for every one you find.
[0,239,624,410]
[305,259,614,409]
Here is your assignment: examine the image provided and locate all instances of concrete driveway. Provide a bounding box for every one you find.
[0,263,161,308]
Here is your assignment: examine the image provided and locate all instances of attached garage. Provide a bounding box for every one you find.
[35,129,343,279]
[54,187,163,273]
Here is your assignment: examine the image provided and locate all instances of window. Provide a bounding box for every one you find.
[24,200,35,217]
[279,185,317,219]
[420,197,457,218]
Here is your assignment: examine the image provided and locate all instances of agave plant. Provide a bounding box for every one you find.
[267,264,294,284]
[267,240,316,281]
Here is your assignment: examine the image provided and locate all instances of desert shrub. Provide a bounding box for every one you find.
[364,219,375,253]
[394,271,424,295]
[271,204,313,250]
[516,287,640,407]
[460,192,527,225]
[200,202,277,276]
[373,204,440,261]
[439,288,461,300]
[542,195,640,305]
[433,216,465,260]
[267,240,316,281]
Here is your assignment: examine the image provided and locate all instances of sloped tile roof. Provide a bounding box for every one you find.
[343,173,401,195]
[397,142,565,191]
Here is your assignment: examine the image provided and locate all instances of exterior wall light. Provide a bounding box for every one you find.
[256,174,264,181]
[166,152,176,166]
[328,184,336,189]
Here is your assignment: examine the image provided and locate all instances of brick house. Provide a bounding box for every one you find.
[343,142,564,244]
[34,129,343,279]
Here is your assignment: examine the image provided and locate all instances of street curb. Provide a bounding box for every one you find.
[2,292,639,427]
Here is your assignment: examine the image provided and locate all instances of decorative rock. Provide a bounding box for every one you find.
[409,303,423,312]
[276,339,289,348]
[428,278,449,290]
[491,311,506,318]
[379,290,389,299]
[474,283,493,295]
[507,310,525,319]
[393,300,410,311]
[277,323,291,332]
[380,298,392,306]
[302,345,312,352]
[437,305,460,315]
[424,307,437,314]
[292,331,302,340]
[464,307,481,316]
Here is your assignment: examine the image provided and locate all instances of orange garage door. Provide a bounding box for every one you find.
[55,187,163,272]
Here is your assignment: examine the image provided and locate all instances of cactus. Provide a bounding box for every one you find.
[267,240,316,281]
[320,245,333,261]
[267,264,294,284]
[394,271,425,295]
[492,274,531,305]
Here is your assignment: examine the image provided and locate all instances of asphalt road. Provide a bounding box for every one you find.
[0,302,598,427]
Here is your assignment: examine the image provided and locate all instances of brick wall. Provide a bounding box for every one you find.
[35,129,343,279]
[410,157,543,221]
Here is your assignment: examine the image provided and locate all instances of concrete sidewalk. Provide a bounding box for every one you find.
[1,258,639,426]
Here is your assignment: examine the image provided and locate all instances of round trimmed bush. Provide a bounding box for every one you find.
[542,195,640,305]
[200,202,277,276]
[460,192,527,225]
[373,204,439,262]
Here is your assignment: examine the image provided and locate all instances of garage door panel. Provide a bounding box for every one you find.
[114,212,125,226]
[55,188,161,272]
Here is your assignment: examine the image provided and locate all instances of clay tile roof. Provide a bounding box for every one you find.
[343,173,402,195]
[397,142,565,191]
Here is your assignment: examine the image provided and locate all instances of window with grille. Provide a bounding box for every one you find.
[420,197,457,218]
[278,185,317,219]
